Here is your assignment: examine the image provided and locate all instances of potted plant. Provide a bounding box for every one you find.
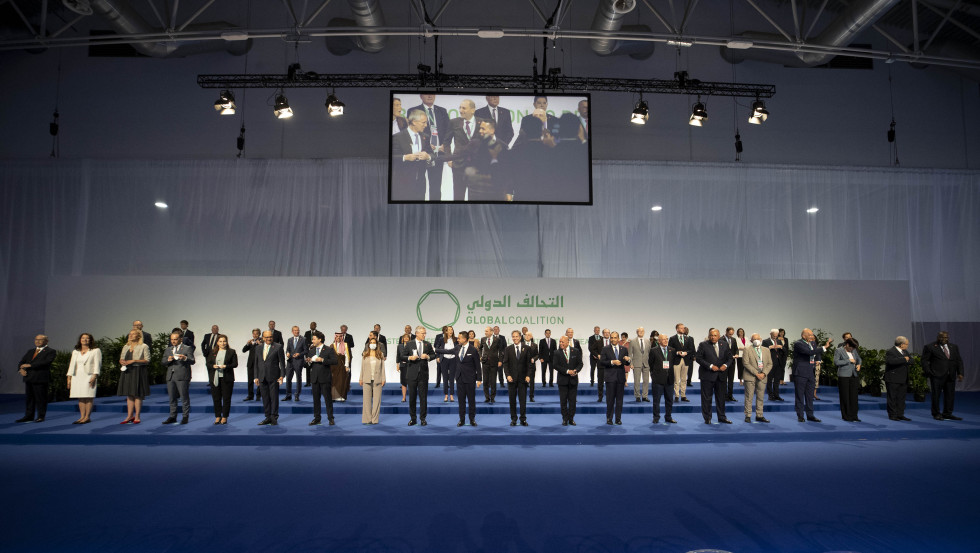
[908,353,928,402]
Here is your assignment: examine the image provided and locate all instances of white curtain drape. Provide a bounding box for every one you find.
[2,158,977,391]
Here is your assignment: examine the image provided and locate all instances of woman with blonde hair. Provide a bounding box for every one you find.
[117,329,150,424]
[67,333,101,424]
[359,335,386,424]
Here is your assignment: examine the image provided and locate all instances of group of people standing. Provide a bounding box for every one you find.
[13,320,967,429]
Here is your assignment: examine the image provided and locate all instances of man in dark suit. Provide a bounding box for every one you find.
[668,323,695,402]
[303,322,318,386]
[565,327,582,355]
[553,335,582,426]
[518,95,559,141]
[445,99,491,201]
[339,324,355,401]
[723,327,740,402]
[600,331,631,425]
[410,94,451,201]
[201,325,220,360]
[163,331,195,425]
[587,326,603,387]
[502,330,532,426]
[493,326,506,388]
[241,328,263,401]
[884,336,912,421]
[762,329,787,401]
[284,325,307,402]
[178,320,194,347]
[695,328,734,424]
[391,108,434,200]
[133,320,152,347]
[306,331,337,426]
[254,330,285,425]
[921,331,965,421]
[369,324,387,349]
[454,332,482,426]
[402,326,434,425]
[523,331,539,402]
[791,328,832,423]
[16,334,56,423]
[538,329,557,388]
[267,320,285,366]
[475,95,514,146]
[480,326,504,403]
[648,334,677,424]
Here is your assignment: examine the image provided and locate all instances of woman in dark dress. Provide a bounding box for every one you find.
[397,331,412,402]
[117,329,150,424]
[206,335,238,424]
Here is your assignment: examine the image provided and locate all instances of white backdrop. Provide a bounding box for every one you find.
[44,276,910,384]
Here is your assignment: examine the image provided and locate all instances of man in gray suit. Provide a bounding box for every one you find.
[629,327,651,402]
[742,333,773,423]
[284,325,306,402]
[254,330,285,425]
[163,331,195,424]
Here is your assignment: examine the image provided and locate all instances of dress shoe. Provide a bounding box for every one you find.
[79,419,91,424]
[121,417,134,424]
[180,416,189,425]
[294,395,299,401]
[596,398,603,402]
[270,419,278,425]
[852,418,862,422]
[72,420,82,424]
[569,420,577,426]
[530,398,535,402]
[420,420,427,426]
[520,421,528,426]
[606,419,613,425]
[510,421,517,426]
[213,420,220,425]
[900,416,911,421]
[243,396,253,401]
[257,418,272,426]
[889,416,901,421]
[726,396,736,402]
[681,397,690,402]
[635,397,641,402]
[943,414,963,421]
[490,400,496,405]
[665,417,676,424]
[756,417,770,423]
[744,416,752,423]
[642,397,650,402]
[652,417,660,424]
[34,417,45,423]
[163,417,177,425]
[807,417,822,423]
[704,420,711,425]
[470,421,477,427]
[408,420,417,426]
[282,396,291,401]
[933,415,944,420]
[15,417,32,423]
[305,383,310,387]
[562,420,568,426]
[310,419,321,426]
[328,419,335,425]
[457,421,465,427]
[615,420,622,425]
[719,418,733,424]
[483,399,490,403]
[590,382,594,386]
[776,396,786,402]
[797,416,805,422]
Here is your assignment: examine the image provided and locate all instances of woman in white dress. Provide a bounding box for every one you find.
[67,333,102,424]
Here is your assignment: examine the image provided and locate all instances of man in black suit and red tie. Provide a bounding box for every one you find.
[921,331,965,421]
[391,108,434,200]
[410,94,451,200]
[475,95,514,147]
[648,334,677,424]
[599,331,631,425]
[554,335,582,426]
[454,332,482,426]
[16,334,56,423]
[696,328,734,425]
[502,330,532,426]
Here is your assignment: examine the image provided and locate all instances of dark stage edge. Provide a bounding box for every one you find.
[3,384,975,447]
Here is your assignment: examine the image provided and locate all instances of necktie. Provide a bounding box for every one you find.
[417,341,422,356]
[492,107,497,122]
[565,348,569,360]
[465,119,471,139]
[414,132,420,151]
[943,345,950,359]
[756,347,761,358]
[461,345,467,358]
[613,346,619,359]
[714,343,719,356]
[427,107,435,127]
[516,345,521,357]
[640,340,644,353]
[662,347,667,359]
[293,337,297,349]
[210,335,216,350]
[263,344,268,361]
[316,346,321,358]
[32,348,40,360]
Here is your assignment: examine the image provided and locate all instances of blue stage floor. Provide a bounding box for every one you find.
[2,387,978,553]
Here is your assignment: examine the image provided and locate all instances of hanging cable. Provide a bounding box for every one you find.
[49,53,62,158]
[887,63,900,166]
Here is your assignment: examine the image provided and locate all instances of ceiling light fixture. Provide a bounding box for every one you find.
[651,205,663,211]
[213,90,236,115]
[748,99,769,124]
[631,97,649,124]
[273,93,293,119]
[325,92,345,117]
[154,201,168,208]
[689,96,708,127]
[806,207,819,214]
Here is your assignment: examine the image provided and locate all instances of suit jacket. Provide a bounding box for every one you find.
[834,347,862,378]
[253,342,284,382]
[502,343,533,381]
[341,333,355,352]
[884,347,911,383]
[695,340,733,382]
[553,346,583,385]
[242,337,263,370]
[285,335,308,369]
[164,343,195,381]
[268,329,284,345]
[306,344,338,385]
[20,346,56,384]
[648,345,675,386]
[303,330,315,344]
[762,337,787,370]
[588,335,605,360]
[411,103,451,150]
[724,336,739,362]
[668,334,696,366]
[921,342,964,378]
[141,331,152,347]
[393,116,408,133]
[741,345,773,380]
[791,340,825,380]
[401,338,435,382]
[201,333,219,359]
[180,329,195,347]
[538,337,557,365]
[455,343,483,383]
[599,344,631,383]
[475,105,515,146]
[481,335,505,366]
[391,128,432,187]
[568,338,582,354]
[628,337,650,369]
[519,113,559,139]
[205,348,239,383]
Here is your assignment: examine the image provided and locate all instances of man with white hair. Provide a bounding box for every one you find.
[762,328,787,401]
[741,333,773,423]
[792,328,832,422]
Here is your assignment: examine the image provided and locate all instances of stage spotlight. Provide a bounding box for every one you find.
[748,99,768,124]
[154,201,168,208]
[650,205,663,211]
[631,99,649,124]
[274,94,293,119]
[689,99,707,127]
[806,207,819,214]
[213,90,236,115]
[325,93,345,117]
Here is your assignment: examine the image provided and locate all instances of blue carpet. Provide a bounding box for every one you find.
[3,391,978,552]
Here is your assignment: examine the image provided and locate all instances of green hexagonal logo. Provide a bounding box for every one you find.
[416,289,461,332]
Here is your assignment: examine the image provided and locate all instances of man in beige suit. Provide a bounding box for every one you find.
[628,327,650,402]
[742,332,773,423]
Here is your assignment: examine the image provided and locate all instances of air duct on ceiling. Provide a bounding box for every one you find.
[589,0,655,60]
[325,0,387,55]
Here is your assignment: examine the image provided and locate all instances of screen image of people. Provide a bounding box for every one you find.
[389,92,591,204]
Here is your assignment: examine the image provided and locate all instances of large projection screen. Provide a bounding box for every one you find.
[388,92,592,205]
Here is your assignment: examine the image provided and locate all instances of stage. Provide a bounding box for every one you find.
[2,386,978,553]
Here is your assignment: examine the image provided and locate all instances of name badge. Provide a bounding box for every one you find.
[662,361,669,369]
[757,361,764,369]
